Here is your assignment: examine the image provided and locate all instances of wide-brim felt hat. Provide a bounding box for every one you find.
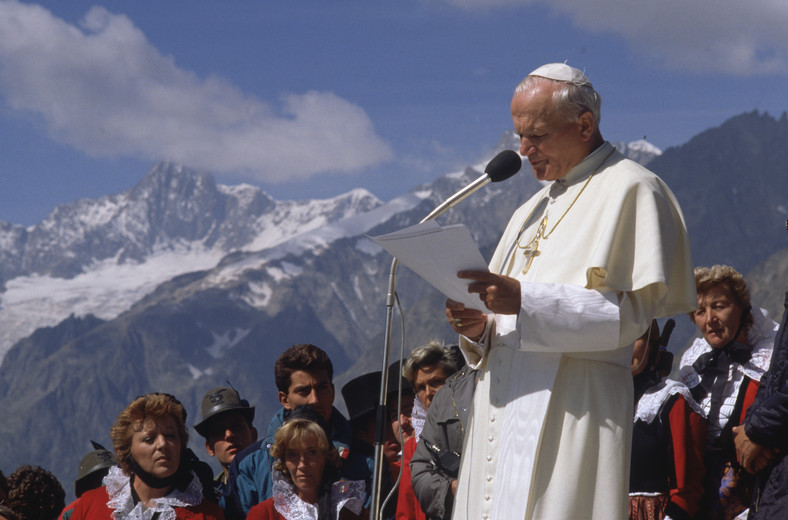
[386,360,413,400]
[342,371,381,423]
[194,386,255,437]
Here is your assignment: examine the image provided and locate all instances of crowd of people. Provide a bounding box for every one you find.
[1,63,786,520]
[2,274,785,520]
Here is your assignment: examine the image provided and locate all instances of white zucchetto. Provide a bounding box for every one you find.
[528,63,592,87]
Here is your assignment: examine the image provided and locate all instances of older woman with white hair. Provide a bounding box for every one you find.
[679,265,778,520]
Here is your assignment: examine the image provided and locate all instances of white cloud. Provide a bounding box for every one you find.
[0,0,393,182]
[441,0,788,75]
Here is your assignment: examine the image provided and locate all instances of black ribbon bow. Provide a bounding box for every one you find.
[690,341,753,423]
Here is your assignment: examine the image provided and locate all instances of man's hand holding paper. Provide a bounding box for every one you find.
[446,271,521,339]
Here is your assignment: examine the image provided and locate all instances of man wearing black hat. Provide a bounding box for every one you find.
[194,386,258,507]
[341,363,414,518]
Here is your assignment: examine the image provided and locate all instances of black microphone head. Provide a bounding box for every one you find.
[485,150,522,182]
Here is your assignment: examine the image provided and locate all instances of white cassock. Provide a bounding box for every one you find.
[452,142,696,520]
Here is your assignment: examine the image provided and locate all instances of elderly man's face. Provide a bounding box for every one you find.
[511,82,594,182]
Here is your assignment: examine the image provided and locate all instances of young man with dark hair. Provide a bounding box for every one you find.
[223,344,352,520]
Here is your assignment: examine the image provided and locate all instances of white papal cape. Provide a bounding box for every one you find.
[452,142,696,520]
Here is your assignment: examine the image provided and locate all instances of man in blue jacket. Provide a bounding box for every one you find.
[223,343,354,519]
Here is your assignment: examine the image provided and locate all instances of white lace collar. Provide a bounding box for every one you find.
[679,306,778,387]
[103,465,204,520]
[411,397,427,441]
[271,470,365,520]
[634,379,706,423]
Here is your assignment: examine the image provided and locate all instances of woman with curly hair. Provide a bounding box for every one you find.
[5,465,64,520]
[679,265,779,520]
[246,406,365,520]
[66,392,224,519]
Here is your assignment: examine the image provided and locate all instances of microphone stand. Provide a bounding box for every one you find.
[369,172,504,520]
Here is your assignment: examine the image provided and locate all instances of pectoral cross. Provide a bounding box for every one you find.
[521,246,541,275]
[520,215,548,275]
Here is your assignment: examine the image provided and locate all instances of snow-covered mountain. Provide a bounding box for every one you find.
[612,139,662,165]
[0,163,383,360]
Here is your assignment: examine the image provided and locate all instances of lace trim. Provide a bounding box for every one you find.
[634,379,705,423]
[330,480,365,517]
[271,470,365,520]
[411,396,427,441]
[679,306,778,388]
[103,465,204,520]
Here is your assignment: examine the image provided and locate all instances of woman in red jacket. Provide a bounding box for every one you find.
[66,392,225,519]
[679,265,778,520]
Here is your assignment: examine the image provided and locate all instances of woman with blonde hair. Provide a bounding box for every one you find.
[66,392,224,519]
[679,265,778,520]
[246,406,365,520]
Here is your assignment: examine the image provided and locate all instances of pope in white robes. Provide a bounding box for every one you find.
[445,63,696,520]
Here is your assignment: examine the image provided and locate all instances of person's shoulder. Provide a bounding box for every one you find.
[434,365,476,406]
[403,436,418,457]
[246,497,277,520]
[235,438,272,472]
[679,336,709,367]
[330,406,350,428]
[67,486,113,517]
[59,498,79,520]
[329,407,353,451]
[446,364,475,386]
[265,408,287,438]
[179,500,226,519]
[601,153,663,189]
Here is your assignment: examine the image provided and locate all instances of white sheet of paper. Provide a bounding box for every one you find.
[369,221,489,312]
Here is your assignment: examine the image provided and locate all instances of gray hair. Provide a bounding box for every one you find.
[514,75,602,127]
[402,340,462,383]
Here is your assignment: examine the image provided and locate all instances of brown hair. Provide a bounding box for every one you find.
[690,265,753,335]
[6,465,65,520]
[274,344,334,392]
[270,418,338,485]
[110,393,188,475]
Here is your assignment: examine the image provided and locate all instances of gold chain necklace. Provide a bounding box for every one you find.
[512,147,615,275]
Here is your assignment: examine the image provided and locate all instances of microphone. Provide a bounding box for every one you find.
[420,149,522,223]
[371,149,520,520]
[485,149,522,182]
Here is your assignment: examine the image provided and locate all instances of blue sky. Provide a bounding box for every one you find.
[1,0,787,226]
